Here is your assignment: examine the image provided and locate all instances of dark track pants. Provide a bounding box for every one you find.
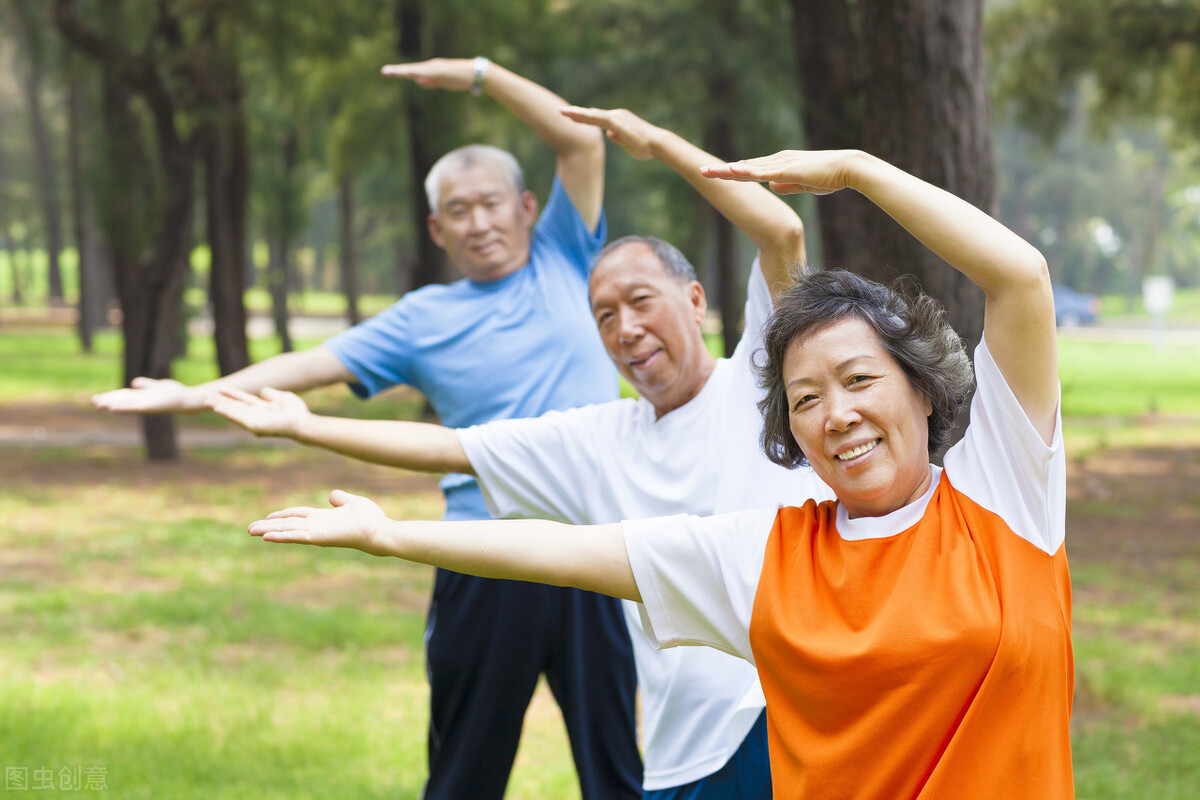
[422,568,642,800]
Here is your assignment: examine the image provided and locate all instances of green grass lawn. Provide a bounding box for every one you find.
[1058,337,1200,418]
[1098,286,1200,324]
[1,445,580,799]
[2,325,1199,797]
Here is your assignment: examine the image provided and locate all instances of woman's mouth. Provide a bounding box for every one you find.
[836,439,880,462]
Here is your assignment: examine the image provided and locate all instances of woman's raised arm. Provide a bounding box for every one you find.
[702,150,1058,442]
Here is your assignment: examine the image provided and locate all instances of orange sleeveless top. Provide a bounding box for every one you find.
[749,473,1073,799]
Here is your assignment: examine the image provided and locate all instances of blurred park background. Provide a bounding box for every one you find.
[1,0,1199,797]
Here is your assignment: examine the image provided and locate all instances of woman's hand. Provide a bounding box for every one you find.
[701,149,860,196]
[249,490,390,555]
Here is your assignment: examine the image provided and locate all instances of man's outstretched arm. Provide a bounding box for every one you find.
[562,106,805,296]
[208,387,472,475]
[91,346,354,415]
[382,58,605,230]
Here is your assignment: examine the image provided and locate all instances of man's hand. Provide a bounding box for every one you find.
[91,377,201,414]
[561,106,659,160]
[206,387,310,439]
[249,490,389,554]
[381,58,475,92]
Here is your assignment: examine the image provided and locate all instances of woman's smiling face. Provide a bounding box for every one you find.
[783,317,934,518]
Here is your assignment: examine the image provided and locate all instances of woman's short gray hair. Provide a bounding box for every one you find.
[756,269,975,468]
[590,235,697,282]
[425,145,526,213]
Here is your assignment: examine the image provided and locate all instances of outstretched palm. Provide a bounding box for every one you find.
[249,490,388,554]
[207,387,310,438]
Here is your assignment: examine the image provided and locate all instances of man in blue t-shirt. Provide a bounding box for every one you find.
[91,58,640,800]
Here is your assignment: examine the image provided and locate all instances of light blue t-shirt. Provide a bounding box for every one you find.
[325,178,617,521]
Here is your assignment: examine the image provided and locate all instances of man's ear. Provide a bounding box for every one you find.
[520,190,539,224]
[427,214,446,249]
[688,280,708,324]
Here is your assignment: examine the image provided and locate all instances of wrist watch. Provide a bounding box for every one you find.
[471,56,489,96]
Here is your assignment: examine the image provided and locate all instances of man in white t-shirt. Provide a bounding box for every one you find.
[212,108,832,799]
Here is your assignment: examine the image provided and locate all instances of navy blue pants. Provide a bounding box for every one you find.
[423,569,642,800]
[644,710,771,800]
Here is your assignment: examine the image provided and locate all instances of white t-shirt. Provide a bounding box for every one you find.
[623,337,1066,663]
[459,260,834,789]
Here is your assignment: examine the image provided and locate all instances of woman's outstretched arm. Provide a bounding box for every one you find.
[702,150,1058,442]
[249,490,641,602]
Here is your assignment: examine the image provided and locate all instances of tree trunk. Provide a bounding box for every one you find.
[123,125,194,461]
[704,81,740,358]
[0,144,21,306]
[201,46,251,376]
[858,0,993,351]
[789,0,876,270]
[395,0,457,289]
[267,131,297,353]
[339,174,361,326]
[793,0,995,453]
[2,232,22,306]
[55,0,202,460]
[19,28,66,304]
[859,0,993,451]
[68,61,110,351]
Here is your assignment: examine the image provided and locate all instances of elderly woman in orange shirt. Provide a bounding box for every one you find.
[249,149,1071,800]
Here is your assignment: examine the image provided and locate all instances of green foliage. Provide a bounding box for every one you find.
[988,1,1200,293]
[988,0,1200,142]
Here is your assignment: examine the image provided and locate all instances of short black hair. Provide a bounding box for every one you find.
[756,269,974,468]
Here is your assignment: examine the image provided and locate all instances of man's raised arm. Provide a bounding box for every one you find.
[562,106,805,296]
[382,58,605,230]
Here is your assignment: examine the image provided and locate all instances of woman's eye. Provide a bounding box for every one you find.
[791,394,816,411]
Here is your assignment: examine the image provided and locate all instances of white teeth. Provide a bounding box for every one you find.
[837,440,878,461]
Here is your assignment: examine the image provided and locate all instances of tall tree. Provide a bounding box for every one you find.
[12,0,66,304]
[789,0,874,270]
[198,14,251,375]
[55,0,203,459]
[65,53,110,350]
[393,0,464,290]
[0,145,21,307]
[702,0,745,357]
[857,0,994,343]
[338,174,361,325]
